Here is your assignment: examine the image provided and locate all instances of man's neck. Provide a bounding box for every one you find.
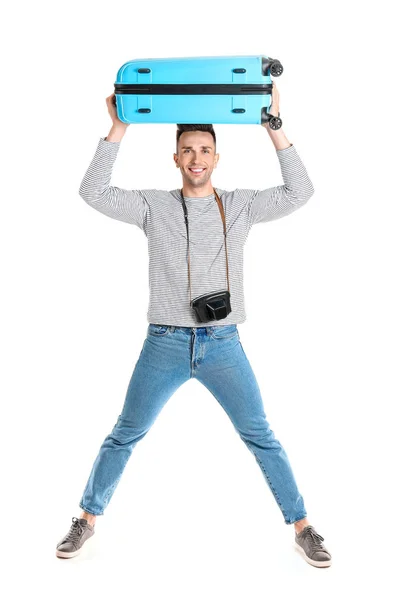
[181,184,215,198]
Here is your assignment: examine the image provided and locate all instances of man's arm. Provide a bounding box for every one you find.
[78,124,149,232]
[245,126,314,228]
[104,125,127,143]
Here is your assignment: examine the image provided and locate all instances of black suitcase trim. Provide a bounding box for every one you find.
[114,83,273,96]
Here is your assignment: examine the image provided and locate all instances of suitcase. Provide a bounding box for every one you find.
[114,55,283,129]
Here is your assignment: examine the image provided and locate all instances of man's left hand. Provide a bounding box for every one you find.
[261,81,280,127]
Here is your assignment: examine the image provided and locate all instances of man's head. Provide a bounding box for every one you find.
[174,124,220,196]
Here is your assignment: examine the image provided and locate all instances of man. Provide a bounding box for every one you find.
[56,84,331,568]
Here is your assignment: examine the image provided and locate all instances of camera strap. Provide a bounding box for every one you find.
[180,188,230,306]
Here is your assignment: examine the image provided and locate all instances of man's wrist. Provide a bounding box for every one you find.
[105,124,129,143]
[263,124,292,151]
[268,107,280,118]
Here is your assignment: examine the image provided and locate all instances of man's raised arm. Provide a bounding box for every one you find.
[245,125,315,228]
[244,83,314,228]
[78,95,149,232]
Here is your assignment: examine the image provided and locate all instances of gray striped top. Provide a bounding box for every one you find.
[79,136,314,327]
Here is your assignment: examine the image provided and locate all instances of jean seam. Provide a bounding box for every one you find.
[102,452,131,508]
[287,513,308,525]
[78,503,103,516]
[148,324,170,337]
[148,331,170,337]
[80,449,131,517]
[242,439,288,521]
[199,385,288,522]
[211,332,238,341]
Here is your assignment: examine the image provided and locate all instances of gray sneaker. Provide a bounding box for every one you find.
[294,525,332,568]
[56,517,95,558]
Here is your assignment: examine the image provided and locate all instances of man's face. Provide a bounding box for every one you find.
[174,131,219,188]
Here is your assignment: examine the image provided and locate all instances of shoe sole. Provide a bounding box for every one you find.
[294,542,332,568]
[56,547,82,558]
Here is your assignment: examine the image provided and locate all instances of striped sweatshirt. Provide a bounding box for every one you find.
[78,136,314,327]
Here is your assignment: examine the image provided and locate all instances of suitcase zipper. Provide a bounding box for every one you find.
[114,83,273,95]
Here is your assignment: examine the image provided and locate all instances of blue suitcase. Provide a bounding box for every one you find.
[114,55,283,129]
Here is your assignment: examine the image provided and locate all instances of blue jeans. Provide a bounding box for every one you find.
[79,324,307,525]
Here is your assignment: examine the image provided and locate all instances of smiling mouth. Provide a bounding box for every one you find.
[188,168,206,175]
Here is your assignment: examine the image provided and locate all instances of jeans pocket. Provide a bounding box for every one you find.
[148,324,170,337]
[210,324,238,340]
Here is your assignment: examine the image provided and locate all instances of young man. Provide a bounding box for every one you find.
[56,85,331,568]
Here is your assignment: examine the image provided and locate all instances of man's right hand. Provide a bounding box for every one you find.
[105,93,129,142]
[106,93,130,129]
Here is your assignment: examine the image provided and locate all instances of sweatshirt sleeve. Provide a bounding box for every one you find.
[78,137,149,233]
[244,144,315,228]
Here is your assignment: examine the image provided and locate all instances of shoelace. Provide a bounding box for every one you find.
[63,517,85,544]
[303,527,325,551]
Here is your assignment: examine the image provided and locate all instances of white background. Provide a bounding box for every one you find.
[1,0,399,597]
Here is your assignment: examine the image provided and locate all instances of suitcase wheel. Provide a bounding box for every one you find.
[270,61,284,77]
[268,115,283,130]
[261,107,283,130]
[262,57,284,77]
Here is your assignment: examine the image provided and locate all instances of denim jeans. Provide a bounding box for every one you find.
[79,323,307,525]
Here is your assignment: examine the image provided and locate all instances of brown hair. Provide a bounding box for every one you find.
[176,124,216,153]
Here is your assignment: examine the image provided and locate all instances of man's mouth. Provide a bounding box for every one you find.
[189,168,206,176]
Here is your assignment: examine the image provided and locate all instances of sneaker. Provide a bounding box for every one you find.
[56,517,95,558]
[294,525,332,568]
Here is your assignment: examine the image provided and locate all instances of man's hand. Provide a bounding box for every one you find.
[260,81,291,149]
[269,81,280,117]
[261,81,280,128]
[104,93,130,142]
[106,93,130,129]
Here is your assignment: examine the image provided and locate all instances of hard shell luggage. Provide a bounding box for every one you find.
[114,55,283,128]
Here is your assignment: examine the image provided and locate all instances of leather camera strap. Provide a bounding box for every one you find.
[180,187,230,305]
